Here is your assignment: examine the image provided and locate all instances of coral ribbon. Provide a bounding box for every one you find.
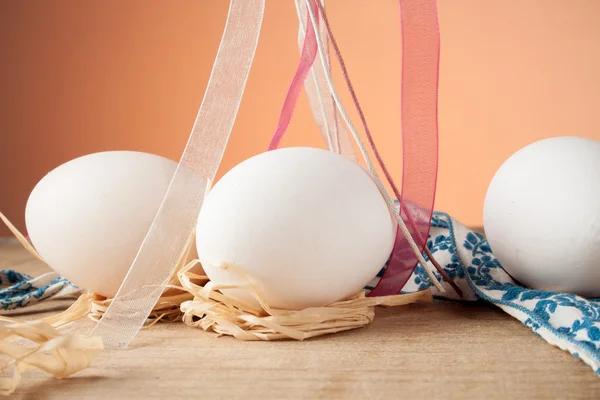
[368,0,439,296]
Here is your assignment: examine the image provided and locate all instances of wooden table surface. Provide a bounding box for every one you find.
[1,241,599,399]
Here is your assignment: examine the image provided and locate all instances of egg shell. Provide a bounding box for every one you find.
[26,151,179,297]
[196,147,396,310]
[484,136,600,297]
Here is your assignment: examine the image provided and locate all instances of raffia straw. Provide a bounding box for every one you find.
[0,212,44,262]
[89,290,192,326]
[0,321,103,396]
[0,212,198,395]
[178,260,433,341]
[0,293,95,329]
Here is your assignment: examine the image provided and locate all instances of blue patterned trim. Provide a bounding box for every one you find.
[0,270,32,287]
[0,270,78,310]
[436,211,600,369]
[365,210,600,374]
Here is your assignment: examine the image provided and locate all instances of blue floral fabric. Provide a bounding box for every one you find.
[0,270,80,310]
[367,211,600,375]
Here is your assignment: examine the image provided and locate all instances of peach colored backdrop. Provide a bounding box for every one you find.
[2,0,600,236]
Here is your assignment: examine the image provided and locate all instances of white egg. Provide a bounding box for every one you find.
[26,151,177,297]
[484,136,600,297]
[196,147,395,310]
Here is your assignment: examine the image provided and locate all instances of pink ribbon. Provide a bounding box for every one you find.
[268,0,318,150]
[269,0,440,296]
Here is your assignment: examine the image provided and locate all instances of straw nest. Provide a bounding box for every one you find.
[177,260,431,341]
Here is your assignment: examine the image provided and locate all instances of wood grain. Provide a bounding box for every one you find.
[2,243,599,399]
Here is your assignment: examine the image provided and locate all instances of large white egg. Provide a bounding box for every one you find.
[26,151,177,297]
[196,147,395,310]
[484,136,600,297]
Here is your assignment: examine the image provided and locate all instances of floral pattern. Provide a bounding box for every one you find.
[0,270,80,310]
[368,211,600,375]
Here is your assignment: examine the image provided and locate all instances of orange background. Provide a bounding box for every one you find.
[2,0,600,236]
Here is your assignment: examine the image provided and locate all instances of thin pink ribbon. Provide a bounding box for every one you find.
[268,0,318,150]
[269,0,439,296]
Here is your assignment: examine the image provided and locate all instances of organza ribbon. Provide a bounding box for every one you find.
[268,0,440,296]
[92,0,265,348]
[368,0,439,296]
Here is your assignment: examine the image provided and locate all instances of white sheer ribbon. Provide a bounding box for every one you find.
[294,0,356,160]
[92,0,266,349]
